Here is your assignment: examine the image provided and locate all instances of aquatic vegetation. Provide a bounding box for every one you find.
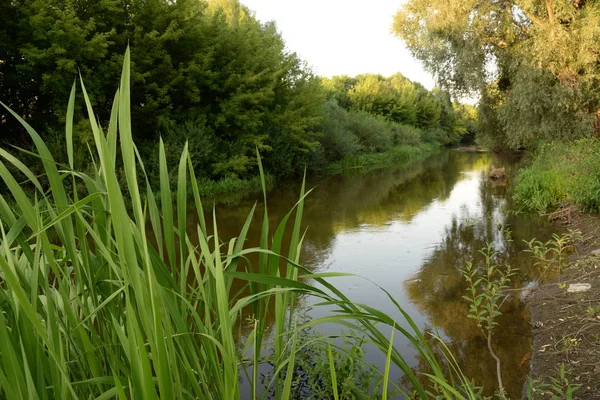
[514,140,600,213]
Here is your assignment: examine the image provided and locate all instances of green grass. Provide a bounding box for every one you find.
[514,139,600,213]
[0,48,487,399]
[190,143,438,203]
[196,174,274,202]
[326,143,440,174]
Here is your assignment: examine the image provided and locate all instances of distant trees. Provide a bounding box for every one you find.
[0,0,324,179]
[322,73,473,148]
[394,0,600,149]
[1,0,475,185]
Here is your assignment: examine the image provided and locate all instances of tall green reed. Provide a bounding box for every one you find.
[0,48,481,399]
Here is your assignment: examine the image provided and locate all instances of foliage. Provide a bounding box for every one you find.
[394,0,600,149]
[264,323,382,400]
[0,0,323,179]
[322,74,475,148]
[514,139,600,212]
[526,364,581,400]
[0,0,477,190]
[513,169,568,213]
[461,244,517,397]
[524,229,582,278]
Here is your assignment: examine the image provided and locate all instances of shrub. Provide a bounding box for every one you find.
[514,168,568,212]
[346,110,394,153]
[514,139,600,212]
[319,100,363,161]
[140,119,218,187]
[421,127,446,144]
[391,123,423,146]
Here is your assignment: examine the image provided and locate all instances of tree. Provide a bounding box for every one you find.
[0,0,325,179]
[347,73,419,125]
[394,0,600,148]
[321,75,356,109]
[0,0,117,142]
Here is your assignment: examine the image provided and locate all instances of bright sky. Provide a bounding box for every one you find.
[239,0,436,90]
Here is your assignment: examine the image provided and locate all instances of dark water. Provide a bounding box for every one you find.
[202,150,555,397]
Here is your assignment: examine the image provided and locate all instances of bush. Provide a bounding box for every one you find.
[345,110,394,153]
[513,168,568,213]
[391,124,422,146]
[569,140,600,212]
[319,100,363,161]
[140,120,219,187]
[514,139,600,212]
[421,127,446,144]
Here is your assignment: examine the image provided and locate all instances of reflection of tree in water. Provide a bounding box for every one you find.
[405,217,532,398]
[405,155,555,398]
[181,150,556,394]
[178,151,491,337]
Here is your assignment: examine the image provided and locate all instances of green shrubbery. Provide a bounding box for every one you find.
[514,139,600,212]
[319,100,441,172]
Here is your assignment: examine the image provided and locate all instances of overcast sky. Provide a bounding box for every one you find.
[239,0,436,89]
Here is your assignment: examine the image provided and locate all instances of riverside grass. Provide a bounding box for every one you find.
[0,48,482,399]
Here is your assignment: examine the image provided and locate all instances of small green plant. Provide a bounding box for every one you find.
[558,335,581,353]
[526,364,580,399]
[586,305,600,317]
[524,229,582,279]
[461,244,517,398]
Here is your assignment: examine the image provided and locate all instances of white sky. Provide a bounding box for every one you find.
[239,0,436,90]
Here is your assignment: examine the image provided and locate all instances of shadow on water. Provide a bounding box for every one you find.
[190,150,555,397]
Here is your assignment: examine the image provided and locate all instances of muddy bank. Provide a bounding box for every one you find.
[528,212,600,399]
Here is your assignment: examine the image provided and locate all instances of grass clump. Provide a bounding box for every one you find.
[514,139,600,213]
[327,143,439,174]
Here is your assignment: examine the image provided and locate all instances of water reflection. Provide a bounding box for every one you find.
[204,150,554,397]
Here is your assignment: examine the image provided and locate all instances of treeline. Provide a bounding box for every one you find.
[0,0,474,189]
[320,74,477,163]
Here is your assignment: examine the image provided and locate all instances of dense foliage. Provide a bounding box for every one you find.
[514,139,600,212]
[1,0,324,179]
[394,0,600,149]
[1,0,473,191]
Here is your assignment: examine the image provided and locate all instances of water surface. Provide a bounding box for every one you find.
[204,150,554,397]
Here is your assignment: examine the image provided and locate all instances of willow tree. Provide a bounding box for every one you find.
[394,0,600,148]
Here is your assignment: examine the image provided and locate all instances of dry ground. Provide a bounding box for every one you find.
[528,212,600,399]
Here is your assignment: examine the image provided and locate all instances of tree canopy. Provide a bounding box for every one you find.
[322,73,471,145]
[0,0,325,178]
[1,0,475,185]
[394,0,600,148]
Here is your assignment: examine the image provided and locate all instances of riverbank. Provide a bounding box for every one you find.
[514,139,600,214]
[528,211,600,398]
[197,143,441,202]
[325,143,440,174]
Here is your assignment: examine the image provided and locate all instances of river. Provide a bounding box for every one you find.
[199,149,556,398]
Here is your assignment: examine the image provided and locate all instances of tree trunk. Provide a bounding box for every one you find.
[487,332,505,397]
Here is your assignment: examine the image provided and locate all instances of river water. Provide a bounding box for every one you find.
[203,150,556,398]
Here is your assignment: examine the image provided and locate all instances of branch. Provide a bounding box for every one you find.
[487,332,506,397]
[546,0,556,25]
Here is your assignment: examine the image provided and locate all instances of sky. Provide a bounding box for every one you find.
[239,0,436,90]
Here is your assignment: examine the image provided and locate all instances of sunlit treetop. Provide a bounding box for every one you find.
[394,0,600,148]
